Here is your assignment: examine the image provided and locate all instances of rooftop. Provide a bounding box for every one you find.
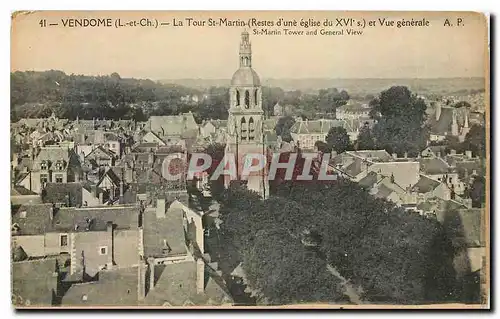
[143,202,187,258]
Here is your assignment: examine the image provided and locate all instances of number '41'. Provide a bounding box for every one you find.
[39,19,46,27]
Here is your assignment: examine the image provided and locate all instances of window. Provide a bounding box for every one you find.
[248,117,255,141]
[55,174,63,183]
[254,89,258,105]
[448,177,453,183]
[40,161,47,170]
[99,246,108,255]
[244,90,250,108]
[60,234,68,247]
[55,161,64,170]
[40,174,49,184]
[236,90,240,106]
[240,118,247,141]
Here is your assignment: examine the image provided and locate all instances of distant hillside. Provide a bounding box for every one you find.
[161,77,486,95]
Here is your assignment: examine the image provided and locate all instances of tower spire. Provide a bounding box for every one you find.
[239,30,252,67]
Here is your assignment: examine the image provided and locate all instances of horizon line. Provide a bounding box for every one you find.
[11,69,486,82]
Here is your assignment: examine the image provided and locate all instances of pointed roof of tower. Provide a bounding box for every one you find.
[231,31,260,87]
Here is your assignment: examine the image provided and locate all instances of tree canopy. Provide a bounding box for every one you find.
[325,126,352,154]
[274,116,296,143]
[369,86,429,156]
[216,165,453,304]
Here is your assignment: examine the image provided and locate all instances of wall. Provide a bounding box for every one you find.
[44,232,70,256]
[82,188,100,207]
[13,235,45,257]
[72,231,112,276]
[113,229,140,268]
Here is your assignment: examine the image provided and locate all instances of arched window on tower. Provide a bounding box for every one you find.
[248,117,255,141]
[240,118,247,141]
[254,89,258,107]
[245,90,250,108]
[236,90,240,106]
[244,57,249,67]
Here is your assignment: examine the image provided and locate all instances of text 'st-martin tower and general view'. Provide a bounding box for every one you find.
[225,30,269,198]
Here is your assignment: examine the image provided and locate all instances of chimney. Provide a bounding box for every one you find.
[403,152,408,159]
[147,257,155,292]
[392,153,397,159]
[437,152,441,158]
[331,150,337,158]
[156,199,166,219]
[120,181,124,197]
[106,222,113,269]
[91,185,98,198]
[148,153,154,165]
[138,259,146,301]
[49,206,54,221]
[196,258,205,294]
[50,270,60,301]
[464,198,473,209]
[99,192,104,205]
[465,150,473,159]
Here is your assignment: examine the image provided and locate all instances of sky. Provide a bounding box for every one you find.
[11,11,488,80]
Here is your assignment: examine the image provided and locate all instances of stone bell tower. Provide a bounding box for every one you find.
[225,31,268,198]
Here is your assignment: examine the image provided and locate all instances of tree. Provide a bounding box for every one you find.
[261,87,285,117]
[467,176,485,208]
[356,123,375,150]
[369,86,428,156]
[314,140,328,153]
[274,116,296,143]
[463,124,486,158]
[325,126,351,154]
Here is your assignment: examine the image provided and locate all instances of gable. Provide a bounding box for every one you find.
[142,132,166,146]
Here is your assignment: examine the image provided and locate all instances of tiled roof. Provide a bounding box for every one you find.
[12,204,140,235]
[86,146,115,159]
[143,204,187,258]
[372,184,395,199]
[358,171,378,188]
[290,119,346,134]
[411,175,441,193]
[12,186,38,196]
[347,150,393,162]
[61,267,139,306]
[53,205,139,233]
[12,204,54,235]
[422,145,447,156]
[344,158,363,177]
[41,182,83,206]
[12,258,57,306]
[36,146,70,162]
[149,113,198,136]
[418,157,451,175]
[145,261,232,306]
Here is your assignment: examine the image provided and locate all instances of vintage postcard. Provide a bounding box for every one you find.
[10,11,489,309]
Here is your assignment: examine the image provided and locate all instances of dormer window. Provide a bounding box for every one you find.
[55,161,64,171]
[40,161,48,170]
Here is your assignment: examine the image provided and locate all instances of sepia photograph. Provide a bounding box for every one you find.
[10,11,489,309]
